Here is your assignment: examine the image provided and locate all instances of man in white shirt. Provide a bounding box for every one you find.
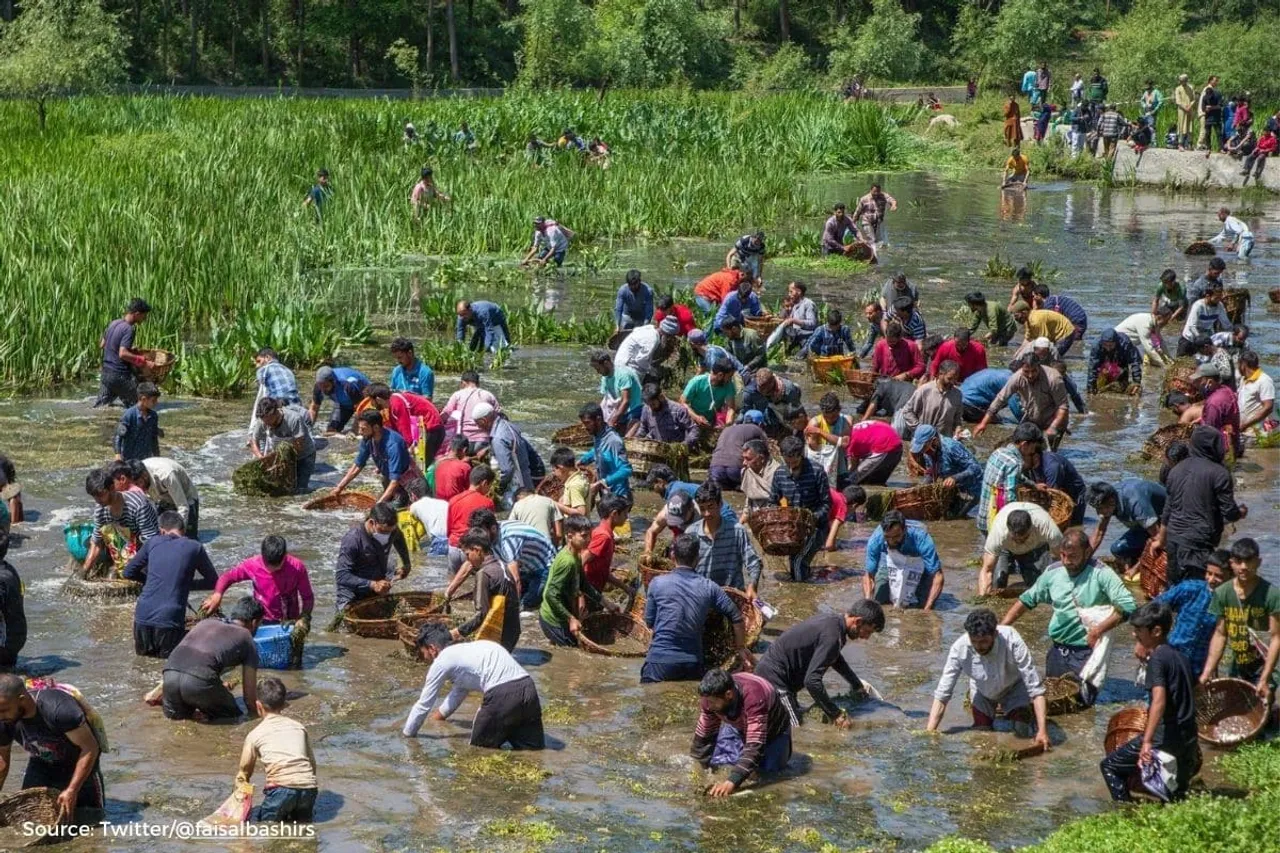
[1237,350,1276,442]
[978,502,1063,596]
[1208,207,1254,260]
[1178,287,1231,356]
[407,495,450,555]
[1115,306,1174,366]
[925,608,1049,751]
[615,318,680,386]
[403,628,544,749]
[138,458,200,539]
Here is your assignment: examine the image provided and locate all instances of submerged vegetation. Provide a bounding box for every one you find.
[0,91,918,394]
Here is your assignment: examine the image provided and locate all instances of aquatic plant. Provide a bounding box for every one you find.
[981,254,1058,282]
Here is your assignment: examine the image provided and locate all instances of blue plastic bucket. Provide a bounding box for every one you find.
[253,624,294,670]
[63,523,95,562]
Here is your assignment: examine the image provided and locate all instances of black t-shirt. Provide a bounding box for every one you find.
[0,561,27,653]
[164,619,259,683]
[1147,643,1197,748]
[870,379,915,415]
[102,319,136,374]
[0,690,89,768]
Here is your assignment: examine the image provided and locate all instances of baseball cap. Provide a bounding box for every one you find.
[665,493,693,527]
[910,425,939,455]
[472,402,495,419]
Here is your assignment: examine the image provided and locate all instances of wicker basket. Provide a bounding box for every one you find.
[607,328,633,351]
[0,787,63,843]
[535,474,564,502]
[1141,422,1196,461]
[845,242,876,262]
[1196,678,1269,747]
[809,354,858,385]
[1105,706,1149,754]
[62,568,143,601]
[746,506,817,556]
[552,423,595,449]
[1268,287,1280,305]
[905,451,928,478]
[232,443,298,497]
[578,612,653,658]
[343,591,448,639]
[1222,288,1250,324]
[136,348,177,384]
[396,613,455,658]
[639,554,674,588]
[703,587,765,670]
[624,438,689,481]
[1137,543,1168,598]
[1161,357,1203,403]
[744,315,782,337]
[844,369,879,400]
[1016,486,1074,530]
[302,492,377,512]
[1044,674,1086,716]
[890,482,957,522]
[1183,240,1217,256]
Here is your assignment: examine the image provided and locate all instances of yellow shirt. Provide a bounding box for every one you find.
[1025,310,1075,342]
[1005,155,1030,175]
[563,471,590,513]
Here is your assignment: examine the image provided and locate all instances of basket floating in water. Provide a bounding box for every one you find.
[809,355,857,385]
[552,423,595,449]
[1160,357,1204,404]
[0,786,63,844]
[62,559,142,601]
[1222,288,1250,324]
[844,369,879,400]
[703,587,764,670]
[624,438,689,481]
[343,591,449,639]
[746,506,817,556]
[578,612,653,658]
[1183,240,1217,256]
[1196,678,1268,747]
[890,483,957,522]
[1141,422,1196,461]
[1104,706,1149,755]
[302,491,377,512]
[232,443,298,497]
[136,348,177,384]
[1016,485,1074,530]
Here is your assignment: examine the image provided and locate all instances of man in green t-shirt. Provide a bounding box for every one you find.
[1201,537,1280,700]
[680,361,738,429]
[538,516,616,647]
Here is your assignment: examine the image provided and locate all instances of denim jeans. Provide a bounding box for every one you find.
[255,786,317,822]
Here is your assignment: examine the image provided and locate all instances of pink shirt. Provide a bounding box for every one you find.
[387,392,442,445]
[214,555,315,621]
[441,386,500,443]
[846,420,903,460]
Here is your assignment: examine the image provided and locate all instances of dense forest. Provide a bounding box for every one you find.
[2,0,1280,96]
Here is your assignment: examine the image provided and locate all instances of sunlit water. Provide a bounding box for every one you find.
[2,172,1277,852]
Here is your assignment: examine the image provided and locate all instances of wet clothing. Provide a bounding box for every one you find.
[539,546,603,642]
[1156,579,1217,674]
[257,360,302,406]
[163,619,258,720]
[141,457,199,533]
[1018,561,1136,649]
[312,368,368,432]
[446,490,496,545]
[215,555,314,623]
[691,673,792,785]
[917,437,982,494]
[455,301,511,352]
[637,401,700,447]
[91,490,160,550]
[0,561,26,666]
[713,290,763,334]
[755,614,860,723]
[741,378,802,434]
[1087,330,1143,393]
[334,524,411,611]
[497,521,556,610]
[1105,479,1166,561]
[240,713,317,791]
[96,319,141,407]
[123,534,218,647]
[769,459,830,580]
[821,215,859,254]
[933,625,1044,710]
[1160,427,1241,583]
[579,427,632,500]
[865,520,942,609]
[969,304,1017,345]
[899,380,962,439]
[866,378,916,417]
[1200,385,1241,456]
[1208,579,1280,675]
[252,405,316,494]
[1029,451,1086,525]
[390,358,435,399]
[961,369,1021,422]
[0,688,104,809]
[615,283,655,329]
[354,427,428,508]
[802,325,856,357]
[685,518,762,591]
[455,556,520,651]
[488,416,543,505]
[643,567,740,676]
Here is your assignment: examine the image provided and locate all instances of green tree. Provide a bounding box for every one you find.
[1102,0,1189,102]
[0,0,127,128]
[982,0,1073,87]
[514,0,599,87]
[827,0,922,83]
[594,0,728,88]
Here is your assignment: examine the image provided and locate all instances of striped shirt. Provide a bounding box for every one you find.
[497,522,556,579]
[685,518,762,590]
[1043,294,1088,331]
[898,310,927,342]
[92,490,160,546]
[769,459,831,526]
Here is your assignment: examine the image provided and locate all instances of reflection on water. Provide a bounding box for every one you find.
[1,173,1277,851]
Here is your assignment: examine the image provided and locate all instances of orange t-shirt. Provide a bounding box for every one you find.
[694,269,739,304]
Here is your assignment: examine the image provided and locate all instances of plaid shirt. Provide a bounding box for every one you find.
[921,437,984,493]
[977,445,1025,534]
[1157,579,1217,674]
[256,360,302,406]
[685,518,763,590]
[769,459,831,527]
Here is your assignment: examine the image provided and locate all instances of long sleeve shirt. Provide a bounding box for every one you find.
[1210,216,1252,244]
[1018,561,1136,648]
[900,381,962,436]
[403,640,530,735]
[713,290,763,333]
[1156,580,1217,674]
[142,457,198,519]
[440,385,500,444]
[1181,299,1230,341]
[615,325,664,376]
[123,534,219,629]
[1115,313,1168,362]
[1031,451,1086,509]
[312,368,368,409]
[614,284,655,327]
[821,215,857,253]
[803,325,856,357]
[865,521,942,579]
[1200,385,1241,450]
[871,338,924,379]
[929,339,987,380]
[654,303,698,338]
[637,401,700,447]
[784,298,819,333]
[382,393,442,447]
[753,614,858,722]
[91,490,160,547]
[969,304,1017,342]
[488,417,534,497]
[769,460,831,528]
[685,518,762,590]
[538,546,603,628]
[645,568,740,666]
[1042,295,1088,333]
[986,366,1068,431]
[115,406,161,461]
[920,437,983,493]
[334,524,410,611]
[454,301,508,343]
[496,522,557,585]
[579,427,632,500]
[256,361,302,406]
[214,554,314,621]
[933,625,1045,704]
[977,445,1026,535]
[389,359,436,399]
[1086,333,1143,392]
[691,673,790,786]
[858,318,884,359]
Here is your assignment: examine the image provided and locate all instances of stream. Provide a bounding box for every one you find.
[2,171,1277,852]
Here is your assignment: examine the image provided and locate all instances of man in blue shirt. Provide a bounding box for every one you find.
[309,365,368,434]
[253,348,301,407]
[861,510,944,610]
[1086,479,1167,572]
[114,383,162,462]
[1156,552,1228,674]
[713,279,763,334]
[388,337,435,399]
[687,330,749,381]
[301,168,330,222]
[614,270,655,332]
[123,512,219,658]
[1030,449,1087,526]
[908,425,982,517]
[801,309,856,357]
[642,534,749,683]
[333,411,429,508]
[577,403,632,501]
[455,300,512,353]
[961,368,1023,423]
[1034,284,1088,358]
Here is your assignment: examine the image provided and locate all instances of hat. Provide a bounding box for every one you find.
[910,425,939,454]
[741,410,764,425]
[664,492,693,527]
[1179,74,1188,82]
[1011,300,1031,313]
[315,366,335,384]
[472,402,495,420]
[658,317,680,336]
[687,329,707,345]
[1165,391,1191,408]
[1032,337,1053,350]
[1193,363,1221,380]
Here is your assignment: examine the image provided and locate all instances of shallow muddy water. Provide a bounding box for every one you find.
[2,172,1278,852]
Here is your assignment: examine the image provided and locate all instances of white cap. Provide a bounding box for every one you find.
[472,402,495,420]
[1032,337,1053,350]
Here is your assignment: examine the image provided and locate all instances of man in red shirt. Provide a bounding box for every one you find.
[581,496,634,600]
[694,268,746,313]
[433,437,474,501]
[654,295,697,337]
[846,420,904,485]
[929,328,988,380]
[446,466,496,550]
[871,322,924,380]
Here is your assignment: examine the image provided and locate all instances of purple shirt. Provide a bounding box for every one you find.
[1201,385,1240,450]
[214,555,315,621]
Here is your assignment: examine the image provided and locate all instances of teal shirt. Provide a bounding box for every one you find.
[600,367,643,420]
[1018,561,1137,647]
[681,374,736,420]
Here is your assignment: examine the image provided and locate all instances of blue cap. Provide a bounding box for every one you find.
[910,424,938,454]
[742,410,764,425]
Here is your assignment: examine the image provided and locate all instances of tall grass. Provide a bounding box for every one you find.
[0,91,915,392]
